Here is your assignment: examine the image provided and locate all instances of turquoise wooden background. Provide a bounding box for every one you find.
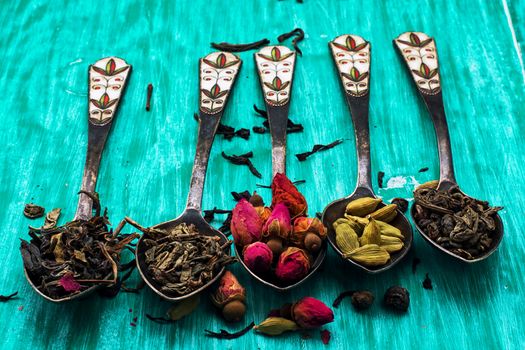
[0,0,523,349]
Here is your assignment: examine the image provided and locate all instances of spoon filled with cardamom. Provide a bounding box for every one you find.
[322,34,413,273]
[131,52,240,301]
[394,32,503,262]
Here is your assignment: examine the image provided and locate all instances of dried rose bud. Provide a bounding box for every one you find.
[255,206,272,223]
[275,247,310,283]
[231,199,263,247]
[211,271,247,322]
[243,242,273,275]
[291,297,334,329]
[291,217,327,251]
[263,203,291,240]
[271,173,307,218]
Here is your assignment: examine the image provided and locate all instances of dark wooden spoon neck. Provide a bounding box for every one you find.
[267,104,290,176]
[421,92,457,186]
[74,123,112,221]
[186,112,222,212]
[346,94,373,192]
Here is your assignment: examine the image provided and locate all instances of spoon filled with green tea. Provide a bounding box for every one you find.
[394,32,503,262]
[131,52,240,301]
[20,57,137,302]
[322,35,413,273]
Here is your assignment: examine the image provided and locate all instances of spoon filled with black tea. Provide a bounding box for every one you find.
[20,57,137,302]
[129,52,241,301]
[394,31,503,262]
[322,34,413,273]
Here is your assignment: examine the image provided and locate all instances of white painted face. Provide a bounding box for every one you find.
[255,45,296,106]
[329,34,370,97]
[394,32,441,95]
[88,57,131,126]
[199,52,241,114]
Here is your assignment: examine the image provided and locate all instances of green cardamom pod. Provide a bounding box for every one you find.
[380,235,404,253]
[254,317,299,336]
[360,217,381,245]
[335,221,360,254]
[343,244,391,266]
[376,220,404,239]
[345,197,382,217]
[370,204,398,223]
[343,214,369,234]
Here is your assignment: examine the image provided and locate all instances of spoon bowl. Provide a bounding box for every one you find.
[135,209,231,301]
[322,187,413,273]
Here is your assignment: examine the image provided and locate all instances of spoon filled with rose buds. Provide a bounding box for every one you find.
[394,31,503,262]
[322,34,413,273]
[232,45,328,290]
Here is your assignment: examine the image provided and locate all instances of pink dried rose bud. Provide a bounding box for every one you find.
[291,217,327,253]
[243,242,273,275]
[271,173,308,218]
[291,297,334,329]
[231,199,263,247]
[262,203,291,240]
[275,247,310,283]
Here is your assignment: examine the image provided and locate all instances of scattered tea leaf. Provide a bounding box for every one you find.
[23,204,45,219]
[419,167,429,173]
[295,139,343,161]
[333,290,355,308]
[277,28,305,56]
[0,292,18,302]
[205,321,254,339]
[221,151,262,178]
[211,38,270,52]
[146,83,153,111]
[42,208,61,229]
[203,208,232,223]
[378,172,385,188]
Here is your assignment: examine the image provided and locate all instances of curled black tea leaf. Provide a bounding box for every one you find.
[231,190,251,202]
[205,321,255,339]
[0,291,18,302]
[146,83,153,111]
[295,139,343,161]
[23,204,45,219]
[333,290,355,308]
[419,167,429,173]
[277,28,305,56]
[203,208,232,223]
[423,273,433,290]
[221,152,262,178]
[252,104,304,134]
[211,39,270,52]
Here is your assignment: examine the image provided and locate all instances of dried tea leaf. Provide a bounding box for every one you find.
[43,208,61,229]
[23,204,45,219]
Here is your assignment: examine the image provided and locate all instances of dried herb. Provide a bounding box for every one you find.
[221,151,262,178]
[378,171,385,188]
[252,104,304,134]
[219,213,233,235]
[391,198,408,213]
[23,204,45,219]
[320,329,331,345]
[332,290,355,308]
[146,83,153,111]
[295,139,343,161]
[0,291,18,302]
[384,286,409,312]
[211,38,269,52]
[20,207,139,300]
[413,186,502,259]
[423,273,433,290]
[412,257,421,274]
[231,191,251,202]
[194,114,249,140]
[205,321,255,339]
[203,208,232,223]
[419,167,429,173]
[132,221,236,295]
[252,126,266,134]
[277,28,305,56]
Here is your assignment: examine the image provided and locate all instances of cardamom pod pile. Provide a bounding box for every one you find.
[333,197,405,267]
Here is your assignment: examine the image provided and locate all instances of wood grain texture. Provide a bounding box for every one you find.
[0,0,523,349]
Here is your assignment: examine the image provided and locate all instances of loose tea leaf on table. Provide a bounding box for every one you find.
[295,139,343,161]
[0,291,18,302]
[252,104,304,134]
[419,167,429,173]
[221,151,262,178]
[413,186,502,259]
[231,190,251,202]
[333,290,355,308]
[423,273,433,290]
[277,28,305,55]
[205,321,255,339]
[211,38,269,52]
[23,204,45,219]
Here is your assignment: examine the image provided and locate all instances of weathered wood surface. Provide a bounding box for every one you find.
[0,0,523,348]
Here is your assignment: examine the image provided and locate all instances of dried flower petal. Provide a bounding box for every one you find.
[58,274,81,292]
